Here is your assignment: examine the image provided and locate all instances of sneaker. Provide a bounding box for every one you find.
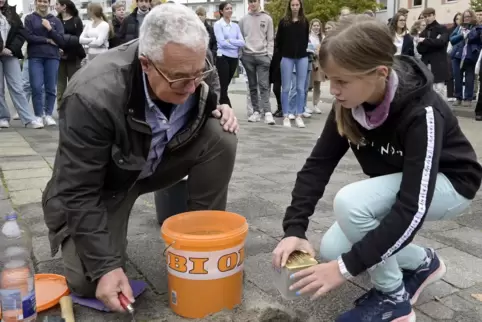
[26,119,44,129]
[305,107,314,114]
[288,114,295,120]
[13,113,20,120]
[273,109,283,118]
[44,115,57,126]
[295,116,305,128]
[312,105,322,114]
[302,111,312,118]
[283,117,291,127]
[264,112,275,125]
[248,111,261,122]
[0,119,10,128]
[336,288,415,322]
[447,97,456,102]
[403,248,446,305]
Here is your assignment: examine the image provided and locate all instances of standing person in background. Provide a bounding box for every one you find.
[56,0,84,106]
[389,13,414,56]
[213,2,245,107]
[276,0,309,128]
[270,28,282,117]
[25,0,65,126]
[449,9,481,108]
[446,13,460,103]
[339,7,351,19]
[196,6,217,61]
[239,0,274,125]
[409,19,426,59]
[109,2,126,49]
[0,0,44,129]
[306,18,323,114]
[417,7,449,98]
[118,0,151,44]
[79,4,112,61]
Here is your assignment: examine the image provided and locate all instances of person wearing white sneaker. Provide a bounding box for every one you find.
[0,2,43,129]
[309,19,324,114]
[239,0,275,125]
[276,0,309,129]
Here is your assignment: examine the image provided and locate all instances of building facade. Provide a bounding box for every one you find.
[398,0,470,25]
[375,0,396,23]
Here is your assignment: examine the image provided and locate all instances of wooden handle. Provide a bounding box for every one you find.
[59,295,75,322]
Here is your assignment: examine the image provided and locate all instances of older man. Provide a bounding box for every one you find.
[42,4,238,312]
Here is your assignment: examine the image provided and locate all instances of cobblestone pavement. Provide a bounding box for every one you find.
[1,93,482,321]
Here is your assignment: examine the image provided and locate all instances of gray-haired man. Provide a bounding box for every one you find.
[42,4,238,312]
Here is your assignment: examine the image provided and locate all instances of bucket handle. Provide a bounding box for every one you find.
[162,241,175,257]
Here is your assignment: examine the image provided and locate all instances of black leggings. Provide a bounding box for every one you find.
[273,78,281,109]
[216,55,238,106]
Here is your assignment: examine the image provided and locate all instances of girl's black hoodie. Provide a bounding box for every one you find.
[282,55,482,277]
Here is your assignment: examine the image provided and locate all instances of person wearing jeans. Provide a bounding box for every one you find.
[449,10,482,107]
[273,17,482,322]
[213,2,245,107]
[239,0,275,125]
[0,0,43,129]
[25,0,65,126]
[275,0,309,128]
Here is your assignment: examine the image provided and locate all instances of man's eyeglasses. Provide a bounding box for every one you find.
[146,56,214,90]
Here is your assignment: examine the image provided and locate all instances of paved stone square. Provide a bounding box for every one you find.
[1,92,482,321]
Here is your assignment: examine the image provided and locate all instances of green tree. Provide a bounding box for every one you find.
[266,0,380,27]
[471,0,482,11]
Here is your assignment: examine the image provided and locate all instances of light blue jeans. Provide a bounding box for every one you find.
[289,66,312,114]
[320,173,471,293]
[22,60,45,105]
[0,56,36,125]
[281,57,308,116]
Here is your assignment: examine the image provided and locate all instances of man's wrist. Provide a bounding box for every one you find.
[337,255,353,280]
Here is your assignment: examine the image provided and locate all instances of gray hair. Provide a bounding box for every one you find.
[139,4,209,63]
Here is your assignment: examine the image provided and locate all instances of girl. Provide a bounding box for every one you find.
[79,3,112,62]
[409,19,426,59]
[307,19,323,114]
[56,0,84,106]
[0,0,43,129]
[272,16,482,322]
[275,0,309,128]
[270,29,282,117]
[109,1,125,49]
[389,13,414,56]
[446,13,461,103]
[450,9,482,108]
[25,0,65,126]
[213,2,245,107]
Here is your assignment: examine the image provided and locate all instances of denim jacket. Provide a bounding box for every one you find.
[450,25,482,63]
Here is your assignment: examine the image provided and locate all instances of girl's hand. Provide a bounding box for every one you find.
[272,236,315,269]
[289,260,346,300]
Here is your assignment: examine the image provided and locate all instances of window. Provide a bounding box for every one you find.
[413,0,422,6]
[378,0,387,10]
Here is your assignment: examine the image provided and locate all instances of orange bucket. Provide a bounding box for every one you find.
[161,210,249,318]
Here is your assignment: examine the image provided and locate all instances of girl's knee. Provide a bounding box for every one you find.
[333,185,357,222]
[319,222,352,261]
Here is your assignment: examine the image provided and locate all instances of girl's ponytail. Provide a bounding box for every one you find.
[101,13,115,39]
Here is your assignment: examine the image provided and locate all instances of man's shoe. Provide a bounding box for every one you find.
[336,288,415,322]
[403,248,446,305]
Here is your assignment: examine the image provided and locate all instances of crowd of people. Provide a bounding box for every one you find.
[18,1,479,322]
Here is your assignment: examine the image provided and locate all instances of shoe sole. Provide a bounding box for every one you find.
[410,258,447,305]
[392,309,416,322]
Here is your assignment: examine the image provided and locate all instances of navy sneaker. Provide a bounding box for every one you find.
[336,288,415,322]
[402,248,446,305]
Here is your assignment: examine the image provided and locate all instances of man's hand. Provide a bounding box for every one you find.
[212,104,239,134]
[95,268,135,312]
[42,19,52,31]
[1,48,12,56]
